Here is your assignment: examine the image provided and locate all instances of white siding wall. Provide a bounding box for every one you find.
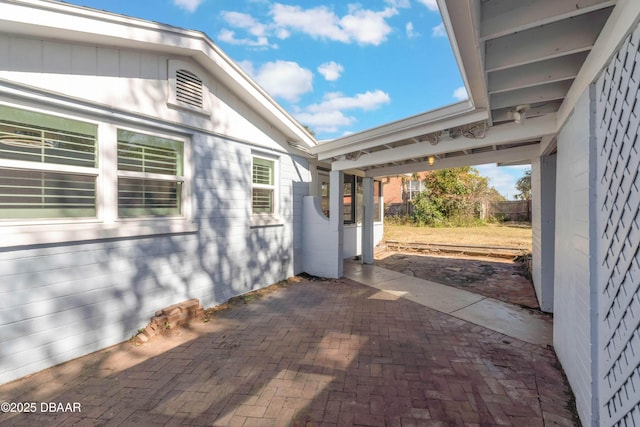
[595,23,640,426]
[0,37,311,384]
[554,87,597,425]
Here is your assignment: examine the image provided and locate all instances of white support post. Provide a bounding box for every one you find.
[531,154,557,312]
[362,177,374,264]
[329,170,344,277]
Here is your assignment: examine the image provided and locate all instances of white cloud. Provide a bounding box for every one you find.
[270,3,397,46]
[417,0,439,12]
[475,164,531,199]
[318,61,344,81]
[217,29,272,47]
[250,60,313,102]
[222,11,267,38]
[386,0,410,7]
[432,22,446,37]
[306,90,391,113]
[452,86,468,101]
[297,90,391,134]
[172,0,202,13]
[406,22,418,38]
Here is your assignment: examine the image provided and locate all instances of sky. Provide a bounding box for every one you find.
[66,0,530,199]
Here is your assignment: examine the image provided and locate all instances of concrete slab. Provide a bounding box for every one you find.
[453,298,553,346]
[345,261,553,347]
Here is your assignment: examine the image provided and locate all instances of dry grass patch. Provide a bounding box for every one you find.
[383,222,532,251]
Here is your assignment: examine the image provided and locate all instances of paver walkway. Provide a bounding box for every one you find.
[0,277,576,426]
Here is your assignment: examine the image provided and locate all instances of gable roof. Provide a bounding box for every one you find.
[0,0,317,150]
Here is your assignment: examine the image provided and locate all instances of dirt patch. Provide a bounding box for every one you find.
[375,250,540,309]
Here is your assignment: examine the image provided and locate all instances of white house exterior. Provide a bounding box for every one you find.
[0,0,323,385]
[3,0,640,426]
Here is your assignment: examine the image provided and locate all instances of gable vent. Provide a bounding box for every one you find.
[176,69,203,109]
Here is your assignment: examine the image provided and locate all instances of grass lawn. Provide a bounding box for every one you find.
[383,222,532,251]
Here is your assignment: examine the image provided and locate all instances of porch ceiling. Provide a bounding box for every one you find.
[313,0,615,177]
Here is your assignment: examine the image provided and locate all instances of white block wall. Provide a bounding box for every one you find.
[0,36,311,384]
[554,87,597,425]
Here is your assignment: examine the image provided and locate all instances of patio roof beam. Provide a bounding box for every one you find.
[365,144,540,178]
[484,9,609,72]
[331,114,556,171]
[481,0,615,41]
[490,81,572,110]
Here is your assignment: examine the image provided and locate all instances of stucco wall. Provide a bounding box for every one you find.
[554,87,597,425]
[0,37,311,384]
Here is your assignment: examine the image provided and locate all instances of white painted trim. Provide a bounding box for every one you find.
[332,115,555,171]
[365,144,540,177]
[314,108,488,161]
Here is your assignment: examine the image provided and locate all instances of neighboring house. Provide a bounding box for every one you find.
[381,174,427,216]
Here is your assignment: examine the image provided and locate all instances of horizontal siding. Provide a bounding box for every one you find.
[0,34,312,384]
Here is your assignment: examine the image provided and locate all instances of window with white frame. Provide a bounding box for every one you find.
[406,179,425,201]
[0,104,193,246]
[252,156,276,215]
[0,105,98,219]
[117,130,184,217]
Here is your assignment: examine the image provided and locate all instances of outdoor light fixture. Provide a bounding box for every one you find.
[427,155,435,166]
[511,105,530,125]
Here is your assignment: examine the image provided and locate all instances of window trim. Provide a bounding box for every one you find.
[250,152,281,227]
[0,103,196,248]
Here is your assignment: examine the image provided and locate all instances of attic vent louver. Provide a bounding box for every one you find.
[176,69,203,109]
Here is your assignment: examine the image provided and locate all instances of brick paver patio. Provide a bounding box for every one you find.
[0,278,576,426]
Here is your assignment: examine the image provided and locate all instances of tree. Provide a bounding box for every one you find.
[515,169,531,200]
[412,166,504,225]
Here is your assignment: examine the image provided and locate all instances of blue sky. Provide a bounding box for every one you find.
[68,0,530,198]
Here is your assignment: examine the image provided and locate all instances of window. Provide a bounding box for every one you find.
[117,130,184,217]
[406,179,425,201]
[343,174,355,224]
[252,156,276,215]
[374,180,382,222]
[0,105,98,219]
[0,104,194,248]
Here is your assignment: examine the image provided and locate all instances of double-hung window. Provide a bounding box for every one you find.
[117,130,184,217]
[0,105,98,220]
[252,156,276,215]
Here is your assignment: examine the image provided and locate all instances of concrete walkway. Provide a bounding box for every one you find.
[0,276,574,426]
[344,261,552,346]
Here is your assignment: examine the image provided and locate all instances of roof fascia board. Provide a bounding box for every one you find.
[438,0,488,110]
[557,0,640,128]
[313,104,486,159]
[331,114,556,171]
[365,144,540,178]
[0,0,316,148]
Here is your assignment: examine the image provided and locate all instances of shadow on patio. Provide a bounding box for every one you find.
[0,277,576,426]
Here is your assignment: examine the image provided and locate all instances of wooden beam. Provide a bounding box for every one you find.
[485,9,610,72]
[491,101,562,123]
[331,115,556,171]
[488,52,587,94]
[481,0,614,40]
[490,81,572,110]
[366,144,540,177]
